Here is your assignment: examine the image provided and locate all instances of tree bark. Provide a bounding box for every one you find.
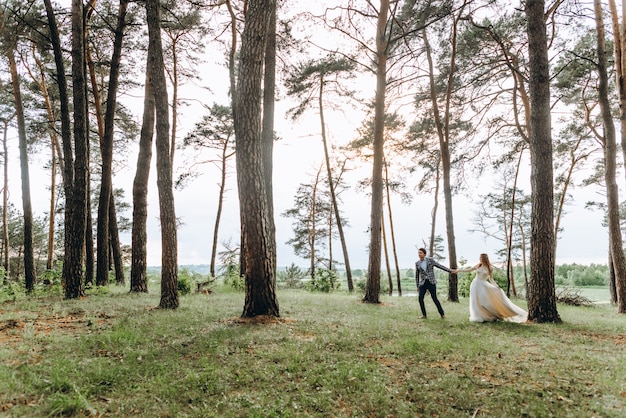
[45,0,81,296]
[608,0,626,187]
[261,2,277,285]
[8,51,36,292]
[145,0,179,309]
[2,120,11,277]
[384,161,401,296]
[96,0,129,287]
[318,76,354,292]
[594,0,626,313]
[130,42,156,294]
[109,194,125,285]
[210,141,232,278]
[364,0,389,304]
[235,0,279,317]
[525,0,560,322]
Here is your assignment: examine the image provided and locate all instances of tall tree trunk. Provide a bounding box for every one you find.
[210,143,233,278]
[308,168,321,280]
[45,0,80,296]
[318,76,354,292]
[109,195,124,285]
[261,2,277,284]
[506,149,525,298]
[2,120,10,277]
[130,43,156,294]
[47,144,57,270]
[43,0,72,186]
[8,51,36,292]
[423,23,459,301]
[146,0,179,309]
[30,49,60,270]
[441,6,467,302]
[381,213,393,296]
[608,0,626,186]
[235,0,279,317]
[96,0,129,287]
[170,38,179,171]
[428,159,440,256]
[384,160,401,296]
[594,0,626,313]
[525,0,560,322]
[364,0,389,304]
[84,189,94,285]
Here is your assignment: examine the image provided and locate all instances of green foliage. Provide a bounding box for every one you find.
[223,274,244,291]
[277,263,306,289]
[177,268,213,295]
[405,268,414,278]
[217,241,244,291]
[0,279,23,303]
[177,269,193,295]
[305,268,340,292]
[530,263,609,287]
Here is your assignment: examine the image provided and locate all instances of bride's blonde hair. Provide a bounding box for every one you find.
[479,253,493,275]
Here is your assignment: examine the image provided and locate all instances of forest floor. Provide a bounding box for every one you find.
[0,285,624,417]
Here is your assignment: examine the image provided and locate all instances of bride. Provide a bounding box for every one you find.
[455,253,527,323]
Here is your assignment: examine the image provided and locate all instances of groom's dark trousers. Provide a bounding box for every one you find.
[418,281,445,317]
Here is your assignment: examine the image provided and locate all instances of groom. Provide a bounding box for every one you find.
[415,247,451,319]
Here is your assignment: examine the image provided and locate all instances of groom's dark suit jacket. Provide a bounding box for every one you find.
[415,257,451,287]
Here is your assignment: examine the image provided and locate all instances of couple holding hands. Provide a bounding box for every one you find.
[415,247,527,323]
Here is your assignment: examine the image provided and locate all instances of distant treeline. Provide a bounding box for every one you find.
[171,262,610,289]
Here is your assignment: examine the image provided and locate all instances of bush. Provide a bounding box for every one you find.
[305,269,340,293]
[223,274,244,291]
[571,268,607,287]
[277,263,306,289]
[177,269,194,295]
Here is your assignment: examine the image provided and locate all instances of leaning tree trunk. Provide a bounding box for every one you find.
[381,213,393,296]
[146,0,179,309]
[8,52,36,292]
[210,141,232,277]
[364,0,389,304]
[318,78,354,292]
[384,161,401,296]
[525,0,560,322]
[235,0,279,318]
[109,195,125,285]
[594,0,626,313]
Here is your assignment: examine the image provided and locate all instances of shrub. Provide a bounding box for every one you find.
[224,274,245,291]
[305,269,340,293]
[277,263,306,289]
[177,269,194,295]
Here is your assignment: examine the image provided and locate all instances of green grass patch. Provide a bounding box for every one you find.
[0,287,624,417]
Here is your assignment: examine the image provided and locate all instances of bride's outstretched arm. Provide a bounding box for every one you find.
[456,264,478,273]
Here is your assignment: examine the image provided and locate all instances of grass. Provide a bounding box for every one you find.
[0,286,625,417]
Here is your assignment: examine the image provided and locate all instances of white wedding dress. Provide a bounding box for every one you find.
[463,265,527,323]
